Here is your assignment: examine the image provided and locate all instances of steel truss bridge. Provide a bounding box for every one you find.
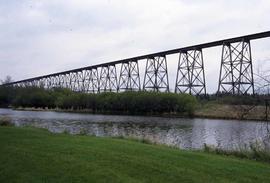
[3,31,270,95]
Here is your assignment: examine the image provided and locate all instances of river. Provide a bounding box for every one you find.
[0,108,269,150]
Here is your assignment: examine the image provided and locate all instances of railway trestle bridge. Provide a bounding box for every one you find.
[3,31,270,95]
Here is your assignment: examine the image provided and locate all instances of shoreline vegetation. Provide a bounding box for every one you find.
[0,86,269,121]
[0,126,270,182]
[0,86,198,116]
[195,103,269,121]
[12,104,270,121]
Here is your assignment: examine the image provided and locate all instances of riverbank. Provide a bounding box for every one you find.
[0,126,270,183]
[1,86,269,121]
[14,103,269,121]
[195,103,268,121]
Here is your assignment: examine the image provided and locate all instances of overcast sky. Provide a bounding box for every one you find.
[0,0,270,93]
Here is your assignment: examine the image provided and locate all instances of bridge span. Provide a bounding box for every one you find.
[3,31,270,95]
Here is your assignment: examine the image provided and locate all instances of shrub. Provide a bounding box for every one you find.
[0,117,13,126]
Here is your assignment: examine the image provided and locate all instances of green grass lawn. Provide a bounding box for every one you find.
[0,127,270,183]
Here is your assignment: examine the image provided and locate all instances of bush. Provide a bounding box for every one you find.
[0,86,15,107]
[200,93,268,106]
[0,117,13,126]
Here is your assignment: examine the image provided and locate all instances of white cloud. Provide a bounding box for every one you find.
[0,0,270,92]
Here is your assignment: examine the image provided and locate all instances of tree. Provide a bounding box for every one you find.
[254,59,270,95]
[1,76,13,84]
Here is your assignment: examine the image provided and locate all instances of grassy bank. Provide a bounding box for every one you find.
[194,94,270,121]
[0,127,270,182]
[194,103,268,121]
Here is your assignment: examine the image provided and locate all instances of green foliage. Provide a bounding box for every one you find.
[0,87,198,115]
[0,86,15,107]
[12,87,55,108]
[199,93,268,106]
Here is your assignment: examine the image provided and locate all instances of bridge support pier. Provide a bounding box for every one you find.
[143,56,169,92]
[99,65,118,92]
[118,61,140,91]
[29,79,41,88]
[39,78,48,89]
[88,68,100,93]
[75,70,89,92]
[68,72,79,91]
[175,49,206,95]
[63,73,71,90]
[52,75,61,89]
[57,75,64,89]
[45,77,52,89]
[218,40,254,94]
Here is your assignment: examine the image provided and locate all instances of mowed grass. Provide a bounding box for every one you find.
[0,127,270,183]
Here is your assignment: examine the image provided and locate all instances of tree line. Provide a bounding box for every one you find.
[0,86,198,115]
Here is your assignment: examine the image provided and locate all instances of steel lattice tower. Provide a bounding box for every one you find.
[143,56,169,92]
[86,68,99,93]
[218,40,254,94]
[118,61,140,91]
[175,49,206,95]
[99,65,118,92]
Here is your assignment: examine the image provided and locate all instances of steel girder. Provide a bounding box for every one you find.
[218,40,254,94]
[175,49,206,95]
[86,70,97,93]
[99,65,118,92]
[75,70,91,92]
[143,56,169,92]
[118,61,140,91]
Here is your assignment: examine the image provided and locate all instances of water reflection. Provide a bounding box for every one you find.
[0,108,269,150]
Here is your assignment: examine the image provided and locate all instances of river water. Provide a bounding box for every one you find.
[1,108,269,150]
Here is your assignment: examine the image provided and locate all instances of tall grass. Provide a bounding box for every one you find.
[0,117,13,126]
[203,140,270,163]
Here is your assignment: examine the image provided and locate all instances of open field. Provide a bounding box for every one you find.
[0,126,270,183]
